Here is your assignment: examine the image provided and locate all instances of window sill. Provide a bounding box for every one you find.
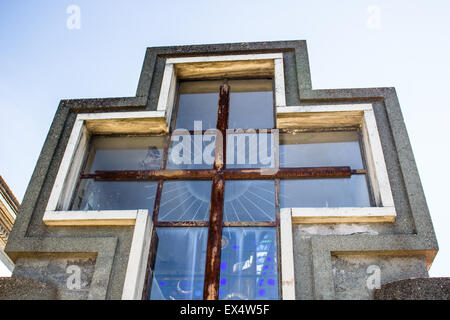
[281,207,396,224]
[43,209,148,226]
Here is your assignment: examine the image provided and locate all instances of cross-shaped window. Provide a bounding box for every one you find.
[70,77,371,300]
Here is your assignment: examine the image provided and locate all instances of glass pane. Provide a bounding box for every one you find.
[175,81,220,131]
[228,80,274,129]
[226,132,275,169]
[84,136,165,173]
[280,175,371,208]
[72,181,158,211]
[280,131,364,169]
[224,180,275,222]
[166,132,216,169]
[149,227,208,300]
[219,228,278,300]
[158,181,212,221]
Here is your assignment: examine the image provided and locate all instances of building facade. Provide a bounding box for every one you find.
[5,41,438,300]
[1,176,19,274]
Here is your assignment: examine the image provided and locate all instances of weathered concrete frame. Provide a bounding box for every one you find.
[5,41,438,300]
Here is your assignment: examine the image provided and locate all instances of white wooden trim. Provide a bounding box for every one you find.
[156,63,177,128]
[274,58,286,107]
[0,191,17,220]
[362,109,395,207]
[276,103,396,221]
[43,210,141,226]
[59,126,89,210]
[122,209,153,300]
[288,207,396,224]
[45,111,167,212]
[0,249,14,272]
[46,118,86,211]
[277,104,373,114]
[165,53,283,64]
[280,208,296,300]
[158,53,285,127]
[77,111,165,120]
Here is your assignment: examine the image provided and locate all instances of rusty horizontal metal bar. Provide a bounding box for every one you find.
[156,221,209,227]
[223,221,277,227]
[278,127,360,134]
[351,169,367,175]
[81,169,216,181]
[223,167,352,179]
[155,221,276,227]
[81,166,353,182]
[171,128,276,135]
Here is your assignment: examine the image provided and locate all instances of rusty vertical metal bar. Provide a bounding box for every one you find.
[214,81,229,171]
[203,174,225,300]
[274,178,282,300]
[143,133,171,299]
[141,228,159,300]
[203,81,230,300]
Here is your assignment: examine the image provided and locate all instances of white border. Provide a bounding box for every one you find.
[280,209,296,300]
[122,209,153,300]
[44,111,164,216]
[277,103,396,298]
[157,53,287,128]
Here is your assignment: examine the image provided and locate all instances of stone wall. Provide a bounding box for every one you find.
[331,255,429,299]
[12,254,96,300]
[375,278,450,300]
[0,277,57,300]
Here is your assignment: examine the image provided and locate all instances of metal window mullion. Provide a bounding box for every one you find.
[203,82,229,300]
[143,132,172,299]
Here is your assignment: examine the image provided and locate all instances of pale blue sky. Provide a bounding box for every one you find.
[0,0,449,277]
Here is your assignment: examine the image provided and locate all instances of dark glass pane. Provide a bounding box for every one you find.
[280,131,364,169]
[72,180,158,211]
[175,81,220,131]
[224,180,275,222]
[166,132,216,169]
[150,227,208,300]
[158,181,212,221]
[228,80,274,130]
[226,132,275,169]
[219,227,278,300]
[280,175,371,208]
[85,136,165,173]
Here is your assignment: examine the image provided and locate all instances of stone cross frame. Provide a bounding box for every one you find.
[5,41,438,300]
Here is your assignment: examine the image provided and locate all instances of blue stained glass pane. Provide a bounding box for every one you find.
[175,93,219,131]
[158,181,212,221]
[149,228,208,300]
[228,91,274,129]
[85,136,165,173]
[73,181,158,212]
[166,133,216,170]
[226,132,275,169]
[224,180,275,222]
[280,175,371,208]
[219,228,278,300]
[280,131,364,169]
